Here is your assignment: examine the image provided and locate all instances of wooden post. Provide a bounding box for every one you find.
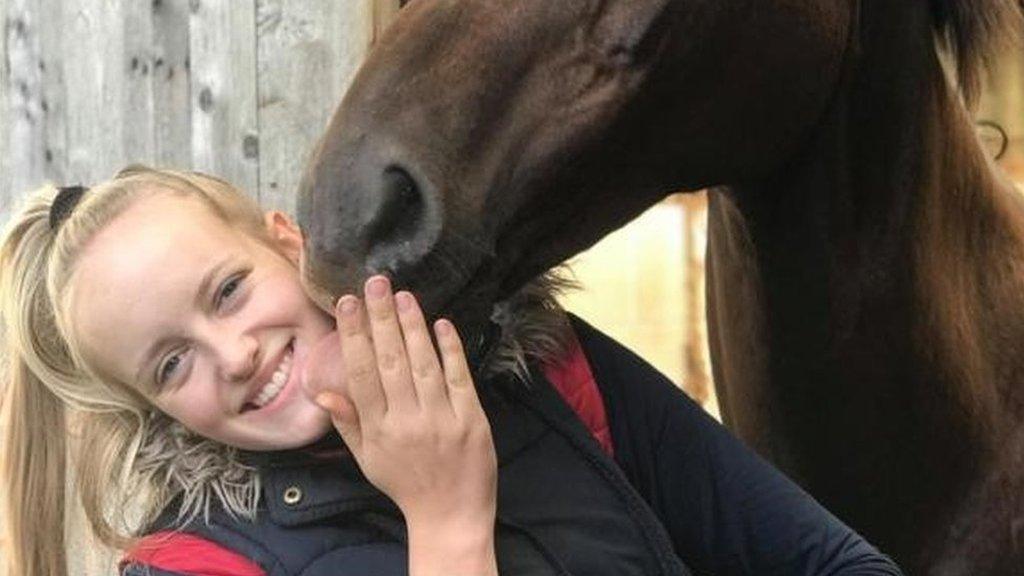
[189,0,259,198]
[257,0,400,213]
[678,192,715,414]
[6,0,47,203]
[1,0,10,222]
[151,0,192,169]
[63,0,129,184]
[256,0,397,213]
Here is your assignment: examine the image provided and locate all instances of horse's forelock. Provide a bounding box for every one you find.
[930,0,1024,106]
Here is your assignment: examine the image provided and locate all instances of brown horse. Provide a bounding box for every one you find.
[295,1,1024,573]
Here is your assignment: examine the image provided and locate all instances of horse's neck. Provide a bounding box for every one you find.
[711,53,1024,432]
[702,2,1024,564]
[908,95,1024,420]
[706,65,1024,559]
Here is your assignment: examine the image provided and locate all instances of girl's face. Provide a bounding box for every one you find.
[71,192,337,451]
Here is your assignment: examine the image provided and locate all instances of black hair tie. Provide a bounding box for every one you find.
[49,185,88,231]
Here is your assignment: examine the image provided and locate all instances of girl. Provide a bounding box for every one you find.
[0,166,902,576]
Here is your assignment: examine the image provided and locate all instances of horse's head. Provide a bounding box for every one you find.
[297,0,852,337]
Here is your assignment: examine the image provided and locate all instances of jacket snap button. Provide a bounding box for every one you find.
[282,486,303,506]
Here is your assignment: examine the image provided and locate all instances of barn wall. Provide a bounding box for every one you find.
[0,0,396,222]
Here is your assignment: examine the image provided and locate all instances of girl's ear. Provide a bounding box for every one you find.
[264,211,304,265]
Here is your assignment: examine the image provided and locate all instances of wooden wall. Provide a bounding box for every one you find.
[557,194,719,418]
[0,0,398,223]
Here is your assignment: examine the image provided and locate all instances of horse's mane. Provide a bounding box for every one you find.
[930,0,1024,105]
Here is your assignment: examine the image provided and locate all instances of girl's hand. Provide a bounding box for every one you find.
[313,275,498,576]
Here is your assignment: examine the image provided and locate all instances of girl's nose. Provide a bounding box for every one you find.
[217,334,259,383]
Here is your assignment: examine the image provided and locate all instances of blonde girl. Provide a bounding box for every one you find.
[0,166,501,576]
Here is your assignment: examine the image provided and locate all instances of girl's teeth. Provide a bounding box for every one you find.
[272,370,287,387]
[250,346,294,409]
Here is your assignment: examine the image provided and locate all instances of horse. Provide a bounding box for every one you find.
[294,1,1024,573]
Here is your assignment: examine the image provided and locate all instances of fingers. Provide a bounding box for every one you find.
[320,289,498,534]
[395,290,450,411]
[333,276,480,428]
[434,318,483,421]
[315,390,361,448]
[335,294,387,421]
[363,276,418,412]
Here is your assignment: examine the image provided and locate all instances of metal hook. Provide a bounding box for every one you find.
[977,120,1010,161]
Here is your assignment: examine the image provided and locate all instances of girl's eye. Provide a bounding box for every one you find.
[156,274,246,387]
[157,352,183,386]
[217,275,244,308]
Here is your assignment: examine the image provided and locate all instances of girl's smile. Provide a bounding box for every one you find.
[241,337,295,412]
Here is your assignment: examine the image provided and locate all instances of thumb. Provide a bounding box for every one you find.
[315,391,361,449]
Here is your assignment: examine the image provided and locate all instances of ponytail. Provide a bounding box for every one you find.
[0,354,68,576]
[0,188,70,576]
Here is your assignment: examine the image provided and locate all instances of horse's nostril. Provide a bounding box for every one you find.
[365,166,426,258]
[387,166,421,212]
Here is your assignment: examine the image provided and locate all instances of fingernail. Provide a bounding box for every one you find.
[337,295,358,316]
[366,276,389,300]
[315,392,337,411]
[395,291,414,312]
[435,319,453,337]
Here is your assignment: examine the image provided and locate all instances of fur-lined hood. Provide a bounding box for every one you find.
[130,269,577,530]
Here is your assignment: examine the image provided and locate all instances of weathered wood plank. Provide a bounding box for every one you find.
[189,0,258,199]
[36,0,70,189]
[121,0,157,169]
[151,0,191,169]
[256,0,398,214]
[1,0,9,221]
[6,0,47,200]
[62,0,127,184]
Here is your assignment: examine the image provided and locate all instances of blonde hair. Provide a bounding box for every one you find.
[0,166,275,576]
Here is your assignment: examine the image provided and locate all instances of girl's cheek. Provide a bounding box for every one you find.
[302,330,346,399]
[158,390,224,432]
[186,404,229,434]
